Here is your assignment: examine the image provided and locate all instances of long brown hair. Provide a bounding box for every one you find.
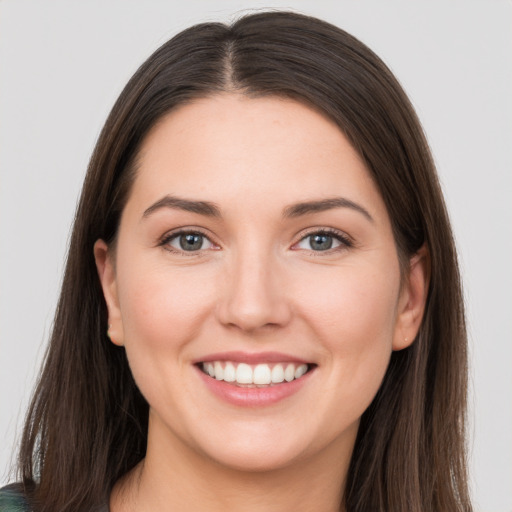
[16,11,471,512]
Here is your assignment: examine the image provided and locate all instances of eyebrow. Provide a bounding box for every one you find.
[283,197,374,222]
[142,195,221,218]
[142,195,373,223]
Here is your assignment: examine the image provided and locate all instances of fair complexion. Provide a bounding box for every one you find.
[95,94,428,512]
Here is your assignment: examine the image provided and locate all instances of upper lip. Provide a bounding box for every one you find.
[193,351,312,365]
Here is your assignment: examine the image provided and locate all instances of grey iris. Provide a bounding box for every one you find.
[179,233,203,251]
[310,234,333,251]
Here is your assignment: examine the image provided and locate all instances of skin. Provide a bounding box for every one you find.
[95,94,428,512]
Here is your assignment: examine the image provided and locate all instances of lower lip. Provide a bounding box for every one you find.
[195,366,314,407]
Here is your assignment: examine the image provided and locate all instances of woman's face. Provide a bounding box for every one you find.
[96,94,424,472]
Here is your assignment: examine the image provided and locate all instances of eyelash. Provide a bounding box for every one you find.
[292,228,353,254]
[158,227,353,256]
[159,228,216,257]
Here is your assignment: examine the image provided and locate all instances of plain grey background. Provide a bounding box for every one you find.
[1,1,511,510]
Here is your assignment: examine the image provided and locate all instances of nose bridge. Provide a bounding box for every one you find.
[216,240,291,331]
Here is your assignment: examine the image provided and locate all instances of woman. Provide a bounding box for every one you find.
[0,11,472,512]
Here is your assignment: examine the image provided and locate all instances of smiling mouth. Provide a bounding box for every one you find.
[198,361,314,387]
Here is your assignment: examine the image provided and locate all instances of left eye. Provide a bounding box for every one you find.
[167,232,214,252]
[294,232,345,251]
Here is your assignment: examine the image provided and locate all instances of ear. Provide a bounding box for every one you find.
[393,245,430,351]
[94,239,124,346]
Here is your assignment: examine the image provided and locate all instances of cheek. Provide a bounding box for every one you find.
[297,264,399,342]
[294,263,400,400]
[116,257,217,362]
[114,258,220,415]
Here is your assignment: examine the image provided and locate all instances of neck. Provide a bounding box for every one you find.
[111,416,355,512]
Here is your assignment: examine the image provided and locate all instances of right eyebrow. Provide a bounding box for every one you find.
[142,195,222,219]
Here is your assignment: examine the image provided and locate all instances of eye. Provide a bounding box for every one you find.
[163,231,216,252]
[293,230,351,252]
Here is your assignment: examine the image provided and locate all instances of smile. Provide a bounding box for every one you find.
[194,352,316,406]
[200,361,310,386]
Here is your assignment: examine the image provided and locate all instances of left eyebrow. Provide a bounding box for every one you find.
[283,197,374,223]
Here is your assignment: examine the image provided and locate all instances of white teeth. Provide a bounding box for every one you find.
[201,361,310,386]
[223,362,236,382]
[214,361,224,380]
[253,364,272,385]
[236,363,253,384]
[271,364,285,383]
[294,364,307,379]
[204,362,215,378]
[284,364,295,382]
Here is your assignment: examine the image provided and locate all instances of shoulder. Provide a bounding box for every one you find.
[0,485,31,512]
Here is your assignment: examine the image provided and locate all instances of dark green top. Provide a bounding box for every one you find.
[0,485,109,512]
[0,485,31,512]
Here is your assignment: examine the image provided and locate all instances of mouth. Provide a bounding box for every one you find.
[197,361,315,387]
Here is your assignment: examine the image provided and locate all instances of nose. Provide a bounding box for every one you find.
[216,248,292,333]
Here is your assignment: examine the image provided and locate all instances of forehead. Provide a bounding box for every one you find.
[128,93,387,221]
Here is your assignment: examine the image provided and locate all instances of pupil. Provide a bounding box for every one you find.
[311,234,332,251]
[179,233,202,251]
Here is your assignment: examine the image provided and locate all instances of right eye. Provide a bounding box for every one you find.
[163,231,216,253]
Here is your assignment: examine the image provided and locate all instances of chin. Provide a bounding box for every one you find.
[203,438,309,473]
[186,415,346,474]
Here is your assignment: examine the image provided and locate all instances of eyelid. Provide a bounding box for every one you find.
[157,225,353,255]
[290,227,353,252]
[158,227,220,255]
